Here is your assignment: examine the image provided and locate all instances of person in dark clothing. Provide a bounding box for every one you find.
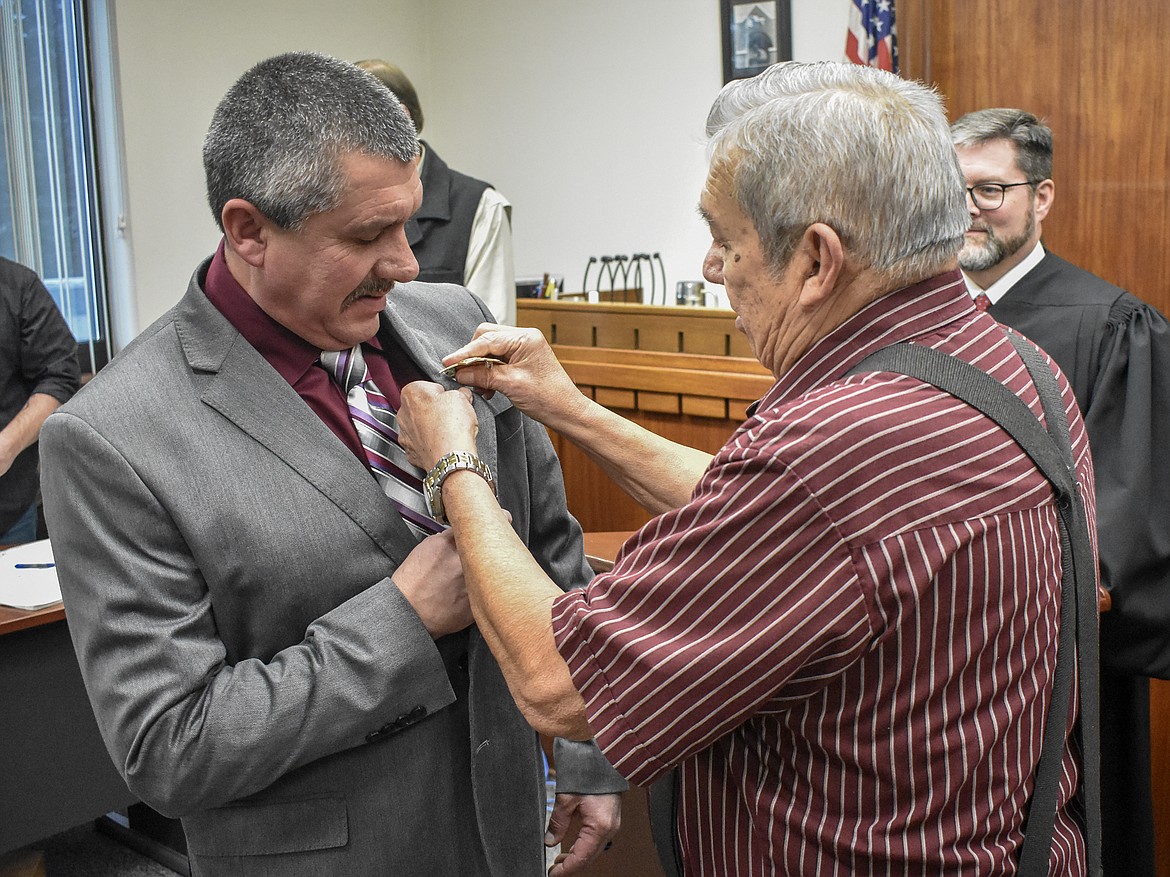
[356,59,516,325]
[0,257,80,544]
[952,106,1170,877]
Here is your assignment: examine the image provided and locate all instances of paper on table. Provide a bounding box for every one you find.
[0,539,62,610]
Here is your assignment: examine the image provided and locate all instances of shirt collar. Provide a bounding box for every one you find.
[962,240,1045,304]
[755,268,972,412]
[202,240,382,385]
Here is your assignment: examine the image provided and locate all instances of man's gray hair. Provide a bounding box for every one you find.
[203,51,419,232]
[950,108,1053,184]
[706,62,968,286]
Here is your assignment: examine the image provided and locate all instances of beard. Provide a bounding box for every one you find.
[959,206,1036,272]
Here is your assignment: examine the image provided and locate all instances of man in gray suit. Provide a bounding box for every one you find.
[39,52,622,877]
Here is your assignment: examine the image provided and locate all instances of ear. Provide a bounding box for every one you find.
[221,198,272,267]
[796,223,846,307]
[1032,178,1055,225]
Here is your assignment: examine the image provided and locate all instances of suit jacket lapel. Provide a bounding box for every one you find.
[380,296,510,471]
[174,278,417,567]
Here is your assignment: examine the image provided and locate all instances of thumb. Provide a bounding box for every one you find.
[545,796,576,846]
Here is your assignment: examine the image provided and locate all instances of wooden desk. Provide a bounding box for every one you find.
[0,603,64,636]
[0,601,137,854]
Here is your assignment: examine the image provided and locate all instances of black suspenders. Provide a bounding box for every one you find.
[648,332,1103,877]
[850,332,1102,877]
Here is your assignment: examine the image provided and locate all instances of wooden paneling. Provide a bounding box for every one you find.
[1154,679,1170,876]
[552,345,772,408]
[901,1,1170,319]
[900,5,1170,873]
[519,300,755,358]
[549,409,740,533]
[518,300,768,533]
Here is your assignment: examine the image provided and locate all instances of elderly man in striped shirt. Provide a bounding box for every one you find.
[398,61,1096,877]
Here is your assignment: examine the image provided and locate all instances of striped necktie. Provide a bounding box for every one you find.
[319,345,444,540]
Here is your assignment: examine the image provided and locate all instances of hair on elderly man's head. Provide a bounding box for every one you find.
[706,61,969,288]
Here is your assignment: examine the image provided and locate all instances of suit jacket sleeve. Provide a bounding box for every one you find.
[1091,296,1170,678]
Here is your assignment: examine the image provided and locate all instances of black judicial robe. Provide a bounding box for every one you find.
[987,250,1170,876]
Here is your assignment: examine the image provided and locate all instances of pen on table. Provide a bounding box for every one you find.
[14,562,55,569]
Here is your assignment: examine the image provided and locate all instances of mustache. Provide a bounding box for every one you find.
[343,277,396,306]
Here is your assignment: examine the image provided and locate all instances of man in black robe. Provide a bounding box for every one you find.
[952,107,1170,876]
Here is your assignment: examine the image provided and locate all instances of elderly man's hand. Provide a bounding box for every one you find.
[545,792,623,876]
[440,325,587,427]
[397,381,480,472]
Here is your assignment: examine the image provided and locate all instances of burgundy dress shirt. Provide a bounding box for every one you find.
[202,241,424,462]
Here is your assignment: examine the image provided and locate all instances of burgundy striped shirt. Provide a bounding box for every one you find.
[551,269,1095,876]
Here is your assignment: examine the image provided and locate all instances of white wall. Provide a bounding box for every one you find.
[420,0,852,307]
[792,0,851,66]
[107,0,850,335]
[419,0,723,305]
[108,0,431,332]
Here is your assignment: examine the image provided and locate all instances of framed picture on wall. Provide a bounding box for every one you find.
[721,0,792,83]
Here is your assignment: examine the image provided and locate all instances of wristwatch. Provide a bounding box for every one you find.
[423,451,496,525]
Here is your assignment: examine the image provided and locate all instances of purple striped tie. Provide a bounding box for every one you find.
[319,345,445,540]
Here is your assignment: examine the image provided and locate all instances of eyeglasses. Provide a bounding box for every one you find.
[965,181,1036,211]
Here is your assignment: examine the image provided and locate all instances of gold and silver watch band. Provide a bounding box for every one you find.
[423,451,496,525]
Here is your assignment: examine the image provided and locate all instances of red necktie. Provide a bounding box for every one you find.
[974,293,992,312]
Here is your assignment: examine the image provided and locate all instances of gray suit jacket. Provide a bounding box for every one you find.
[40,261,622,877]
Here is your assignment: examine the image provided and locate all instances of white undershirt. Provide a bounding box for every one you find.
[465,187,515,326]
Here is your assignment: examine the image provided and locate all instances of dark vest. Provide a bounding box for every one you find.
[406,142,492,286]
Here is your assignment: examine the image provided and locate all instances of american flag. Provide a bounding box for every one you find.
[845,0,898,74]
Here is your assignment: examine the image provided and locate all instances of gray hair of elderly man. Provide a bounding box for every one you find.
[706,61,969,288]
[203,51,419,233]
